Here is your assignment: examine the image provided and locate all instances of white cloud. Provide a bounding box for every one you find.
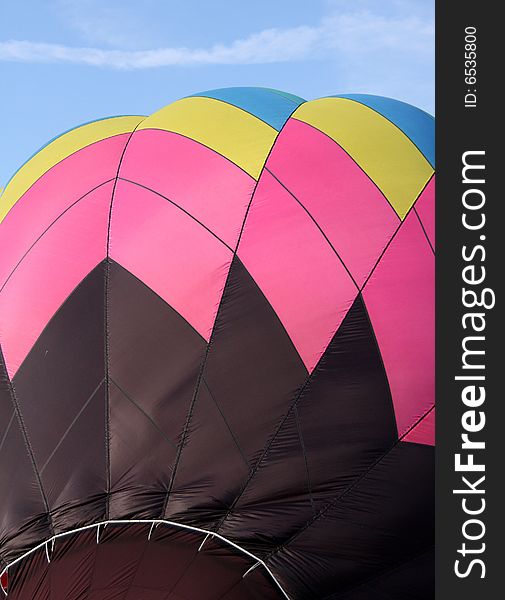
[0,9,433,69]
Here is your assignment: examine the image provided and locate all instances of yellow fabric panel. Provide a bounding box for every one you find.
[293,98,434,219]
[138,97,277,179]
[0,116,144,223]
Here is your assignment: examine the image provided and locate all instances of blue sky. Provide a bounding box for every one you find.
[0,0,434,187]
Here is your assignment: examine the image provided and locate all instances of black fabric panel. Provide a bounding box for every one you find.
[45,382,108,534]
[268,442,434,599]
[48,528,98,599]
[198,256,308,462]
[107,381,177,518]
[0,352,51,564]
[107,261,207,518]
[221,569,286,600]
[165,256,308,524]
[295,293,397,508]
[12,263,106,472]
[6,544,50,600]
[86,524,146,599]
[331,547,434,600]
[166,379,251,527]
[2,256,432,599]
[7,524,283,600]
[218,294,396,551]
[9,261,108,534]
[217,409,314,556]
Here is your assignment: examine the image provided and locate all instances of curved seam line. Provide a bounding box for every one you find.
[202,377,249,467]
[212,321,341,534]
[107,260,207,343]
[213,275,396,531]
[0,345,54,537]
[267,89,305,105]
[215,105,436,533]
[291,116,431,221]
[40,378,105,474]
[4,260,106,381]
[193,88,303,109]
[176,95,277,134]
[0,116,144,199]
[264,404,436,560]
[360,294,398,438]
[0,179,115,293]
[265,167,359,289]
[414,206,435,255]
[0,409,15,454]
[305,510,409,540]
[294,405,316,515]
[190,93,299,131]
[334,96,434,168]
[110,378,177,452]
[159,100,306,519]
[214,286,399,533]
[359,173,435,293]
[1,130,142,222]
[402,404,435,439]
[104,119,147,519]
[158,275,232,518]
[228,257,308,369]
[118,177,234,252]
[137,127,261,181]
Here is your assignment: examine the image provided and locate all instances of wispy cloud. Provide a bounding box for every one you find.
[0,9,433,69]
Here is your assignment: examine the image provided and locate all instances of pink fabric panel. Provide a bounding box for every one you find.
[118,129,255,248]
[404,408,435,446]
[0,135,129,289]
[363,212,434,438]
[238,170,358,372]
[414,176,435,249]
[109,179,232,340]
[266,119,399,286]
[0,182,113,377]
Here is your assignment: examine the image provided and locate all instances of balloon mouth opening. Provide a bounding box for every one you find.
[1,520,288,599]
[0,572,7,595]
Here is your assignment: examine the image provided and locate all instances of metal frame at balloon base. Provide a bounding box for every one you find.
[0,518,291,599]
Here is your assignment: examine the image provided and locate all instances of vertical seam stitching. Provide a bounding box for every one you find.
[0,346,55,537]
[294,405,316,515]
[104,118,146,519]
[159,100,306,519]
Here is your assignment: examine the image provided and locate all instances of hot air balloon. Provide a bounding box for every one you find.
[0,88,434,599]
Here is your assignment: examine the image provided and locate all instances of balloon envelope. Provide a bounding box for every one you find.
[0,88,435,599]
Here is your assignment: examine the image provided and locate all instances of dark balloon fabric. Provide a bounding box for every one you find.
[0,88,435,599]
[6,524,285,600]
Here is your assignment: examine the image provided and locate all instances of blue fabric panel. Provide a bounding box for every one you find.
[336,94,435,166]
[190,87,305,131]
